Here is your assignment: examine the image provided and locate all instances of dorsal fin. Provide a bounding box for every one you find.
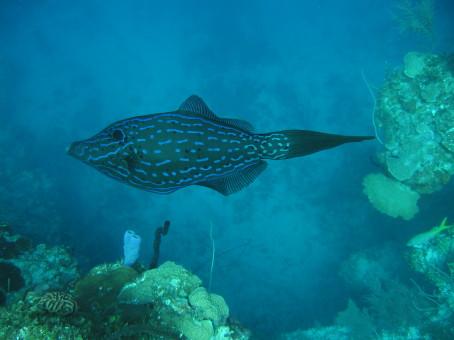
[179,95,217,119]
[221,118,254,132]
[197,160,267,195]
[178,95,254,132]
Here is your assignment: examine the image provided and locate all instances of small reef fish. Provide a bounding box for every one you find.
[68,95,374,195]
[407,217,453,248]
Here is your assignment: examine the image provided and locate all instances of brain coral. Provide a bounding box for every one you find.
[362,172,420,220]
[189,287,229,327]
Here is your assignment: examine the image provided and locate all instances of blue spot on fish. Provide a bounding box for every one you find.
[180,166,196,174]
[135,168,148,175]
[158,139,172,145]
[196,157,209,162]
[156,160,171,166]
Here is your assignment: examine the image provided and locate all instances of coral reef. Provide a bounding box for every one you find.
[0,292,92,339]
[0,224,79,308]
[363,51,454,219]
[0,232,249,340]
[407,218,454,326]
[376,52,454,194]
[0,225,89,338]
[75,262,138,314]
[280,217,454,339]
[119,261,244,340]
[11,243,79,294]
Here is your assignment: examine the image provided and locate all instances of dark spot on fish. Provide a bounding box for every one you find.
[185,149,190,153]
[112,129,126,142]
[125,157,135,172]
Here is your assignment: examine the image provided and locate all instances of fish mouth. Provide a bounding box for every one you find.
[66,142,76,156]
[67,141,87,159]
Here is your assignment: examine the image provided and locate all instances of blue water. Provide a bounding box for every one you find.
[1,0,453,338]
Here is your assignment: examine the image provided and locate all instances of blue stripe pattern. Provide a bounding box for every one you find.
[72,103,278,194]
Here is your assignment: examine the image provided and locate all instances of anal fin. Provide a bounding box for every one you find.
[197,161,267,195]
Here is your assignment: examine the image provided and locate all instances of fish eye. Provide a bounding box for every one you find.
[112,129,125,142]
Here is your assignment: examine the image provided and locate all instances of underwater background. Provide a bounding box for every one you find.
[1,0,454,339]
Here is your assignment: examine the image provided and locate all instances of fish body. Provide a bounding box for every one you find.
[407,217,453,248]
[68,95,373,195]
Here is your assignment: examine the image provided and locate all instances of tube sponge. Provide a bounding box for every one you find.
[362,172,420,220]
[123,230,141,267]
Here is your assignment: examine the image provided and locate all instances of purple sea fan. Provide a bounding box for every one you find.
[123,230,141,267]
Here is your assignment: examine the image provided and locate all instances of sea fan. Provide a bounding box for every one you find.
[392,0,434,38]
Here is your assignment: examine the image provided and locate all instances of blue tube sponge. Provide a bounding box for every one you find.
[123,230,141,267]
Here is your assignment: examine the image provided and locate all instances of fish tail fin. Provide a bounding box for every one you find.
[258,130,375,160]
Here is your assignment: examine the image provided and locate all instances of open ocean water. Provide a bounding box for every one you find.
[1,1,454,339]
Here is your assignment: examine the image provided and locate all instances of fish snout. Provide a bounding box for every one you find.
[67,141,89,160]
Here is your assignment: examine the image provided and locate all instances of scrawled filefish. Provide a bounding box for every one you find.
[68,95,374,195]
